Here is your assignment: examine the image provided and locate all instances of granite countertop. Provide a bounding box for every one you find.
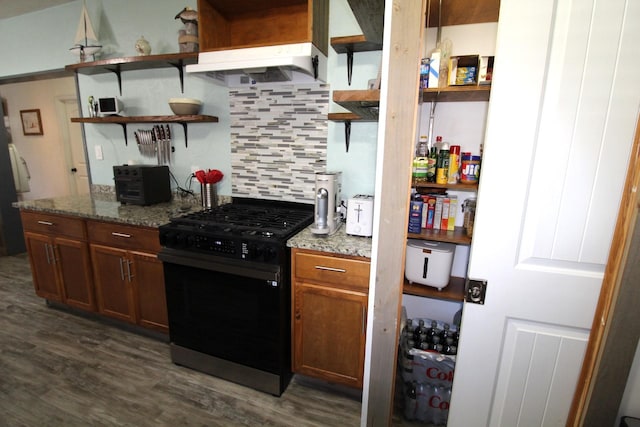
[287,224,372,259]
[12,193,204,228]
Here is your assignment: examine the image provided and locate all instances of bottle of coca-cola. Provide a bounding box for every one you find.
[429,335,441,351]
[440,323,451,342]
[416,382,433,422]
[427,320,439,343]
[430,384,449,426]
[413,319,425,346]
[404,382,417,420]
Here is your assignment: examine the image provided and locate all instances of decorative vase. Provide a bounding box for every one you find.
[135,36,151,56]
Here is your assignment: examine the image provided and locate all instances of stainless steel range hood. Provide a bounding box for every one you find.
[186,42,327,85]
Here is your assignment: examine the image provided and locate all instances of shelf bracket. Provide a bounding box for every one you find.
[119,123,128,145]
[312,55,319,79]
[169,60,187,93]
[105,65,123,96]
[179,122,188,148]
[347,50,354,85]
[344,120,351,152]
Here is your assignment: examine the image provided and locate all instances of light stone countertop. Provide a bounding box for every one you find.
[12,192,206,228]
[287,224,372,259]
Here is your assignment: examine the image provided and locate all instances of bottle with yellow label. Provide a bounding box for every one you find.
[436,142,450,184]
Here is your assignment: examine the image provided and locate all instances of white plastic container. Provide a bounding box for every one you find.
[405,239,455,290]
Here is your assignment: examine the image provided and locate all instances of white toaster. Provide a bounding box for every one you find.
[346,195,374,237]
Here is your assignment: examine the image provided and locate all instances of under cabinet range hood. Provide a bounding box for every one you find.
[186,42,327,85]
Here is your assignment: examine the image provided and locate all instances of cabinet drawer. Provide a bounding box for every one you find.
[21,210,86,240]
[87,221,160,253]
[294,250,370,291]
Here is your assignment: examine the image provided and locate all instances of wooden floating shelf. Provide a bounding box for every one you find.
[407,226,471,245]
[403,276,465,302]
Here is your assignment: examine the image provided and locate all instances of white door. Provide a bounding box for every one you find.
[448,0,640,426]
[61,99,89,195]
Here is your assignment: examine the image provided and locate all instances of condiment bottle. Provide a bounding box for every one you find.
[427,136,440,182]
[414,136,429,182]
[436,142,450,184]
[448,145,461,184]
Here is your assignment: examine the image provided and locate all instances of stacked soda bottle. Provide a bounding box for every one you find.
[411,320,458,356]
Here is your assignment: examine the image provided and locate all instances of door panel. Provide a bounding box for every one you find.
[24,232,60,301]
[90,244,135,323]
[448,0,640,425]
[56,237,94,311]
[131,251,168,333]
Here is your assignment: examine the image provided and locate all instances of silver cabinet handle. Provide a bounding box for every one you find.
[37,220,54,226]
[314,265,346,273]
[44,243,51,264]
[111,232,132,238]
[119,258,125,281]
[49,244,57,264]
[126,260,134,281]
[362,306,366,335]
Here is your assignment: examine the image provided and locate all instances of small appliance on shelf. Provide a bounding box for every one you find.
[346,195,374,237]
[310,171,342,236]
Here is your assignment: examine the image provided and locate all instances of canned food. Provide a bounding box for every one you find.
[460,155,481,184]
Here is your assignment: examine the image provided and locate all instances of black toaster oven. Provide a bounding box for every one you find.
[113,165,172,205]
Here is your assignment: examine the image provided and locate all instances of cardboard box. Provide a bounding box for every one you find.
[448,55,479,86]
[479,56,495,85]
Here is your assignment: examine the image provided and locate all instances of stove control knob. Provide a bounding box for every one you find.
[263,246,278,262]
[247,243,263,260]
[160,231,175,246]
[175,233,187,248]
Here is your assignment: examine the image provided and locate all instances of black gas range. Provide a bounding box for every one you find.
[157,198,313,396]
[159,197,314,265]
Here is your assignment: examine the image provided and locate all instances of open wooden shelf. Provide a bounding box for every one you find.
[403,276,465,302]
[332,89,380,120]
[71,115,218,147]
[422,85,491,102]
[65,52,198,94]
[331,34,382,54]
[407,226,471,245]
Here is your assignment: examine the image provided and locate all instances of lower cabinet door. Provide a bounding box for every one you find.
[293,282,367,388]
[55,237,95,311]
[24,232,62,301]
[130,251,168,333]
[90,244,135,323]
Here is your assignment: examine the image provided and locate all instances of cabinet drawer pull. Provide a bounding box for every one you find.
[111,232,132,238]
[44,243,51,264]
[37,220,54,226]
[314,265,346,273]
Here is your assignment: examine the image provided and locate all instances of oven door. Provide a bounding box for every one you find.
[160,248,290,376]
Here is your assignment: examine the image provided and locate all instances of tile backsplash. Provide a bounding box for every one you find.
[228,84,329,203]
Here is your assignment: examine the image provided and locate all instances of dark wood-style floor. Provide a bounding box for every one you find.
[0,253,364,427]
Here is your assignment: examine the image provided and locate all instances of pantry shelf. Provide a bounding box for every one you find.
[422,85,491,102]
[412,181,479,191]
[407,226,471,245]
[403,276,465,302]
[71,115,219,147]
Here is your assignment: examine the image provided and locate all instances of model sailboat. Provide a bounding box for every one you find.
[69,1,101,62]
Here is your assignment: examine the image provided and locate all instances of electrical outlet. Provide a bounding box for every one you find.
[94,145,103,160]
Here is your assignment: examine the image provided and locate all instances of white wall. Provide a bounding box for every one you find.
[0,77,77,200]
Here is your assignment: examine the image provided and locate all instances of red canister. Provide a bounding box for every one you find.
[460,154,481,184]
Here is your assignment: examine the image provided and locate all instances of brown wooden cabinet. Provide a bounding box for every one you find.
[87,220,168,333]
[21,211,95,311]
[291,248,370,388]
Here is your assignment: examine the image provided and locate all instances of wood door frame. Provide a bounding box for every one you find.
[569,115,640,425]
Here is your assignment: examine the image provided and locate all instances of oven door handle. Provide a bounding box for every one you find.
[159,248,281,282]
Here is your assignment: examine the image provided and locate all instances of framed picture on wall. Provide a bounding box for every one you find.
[20,109,43,135]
